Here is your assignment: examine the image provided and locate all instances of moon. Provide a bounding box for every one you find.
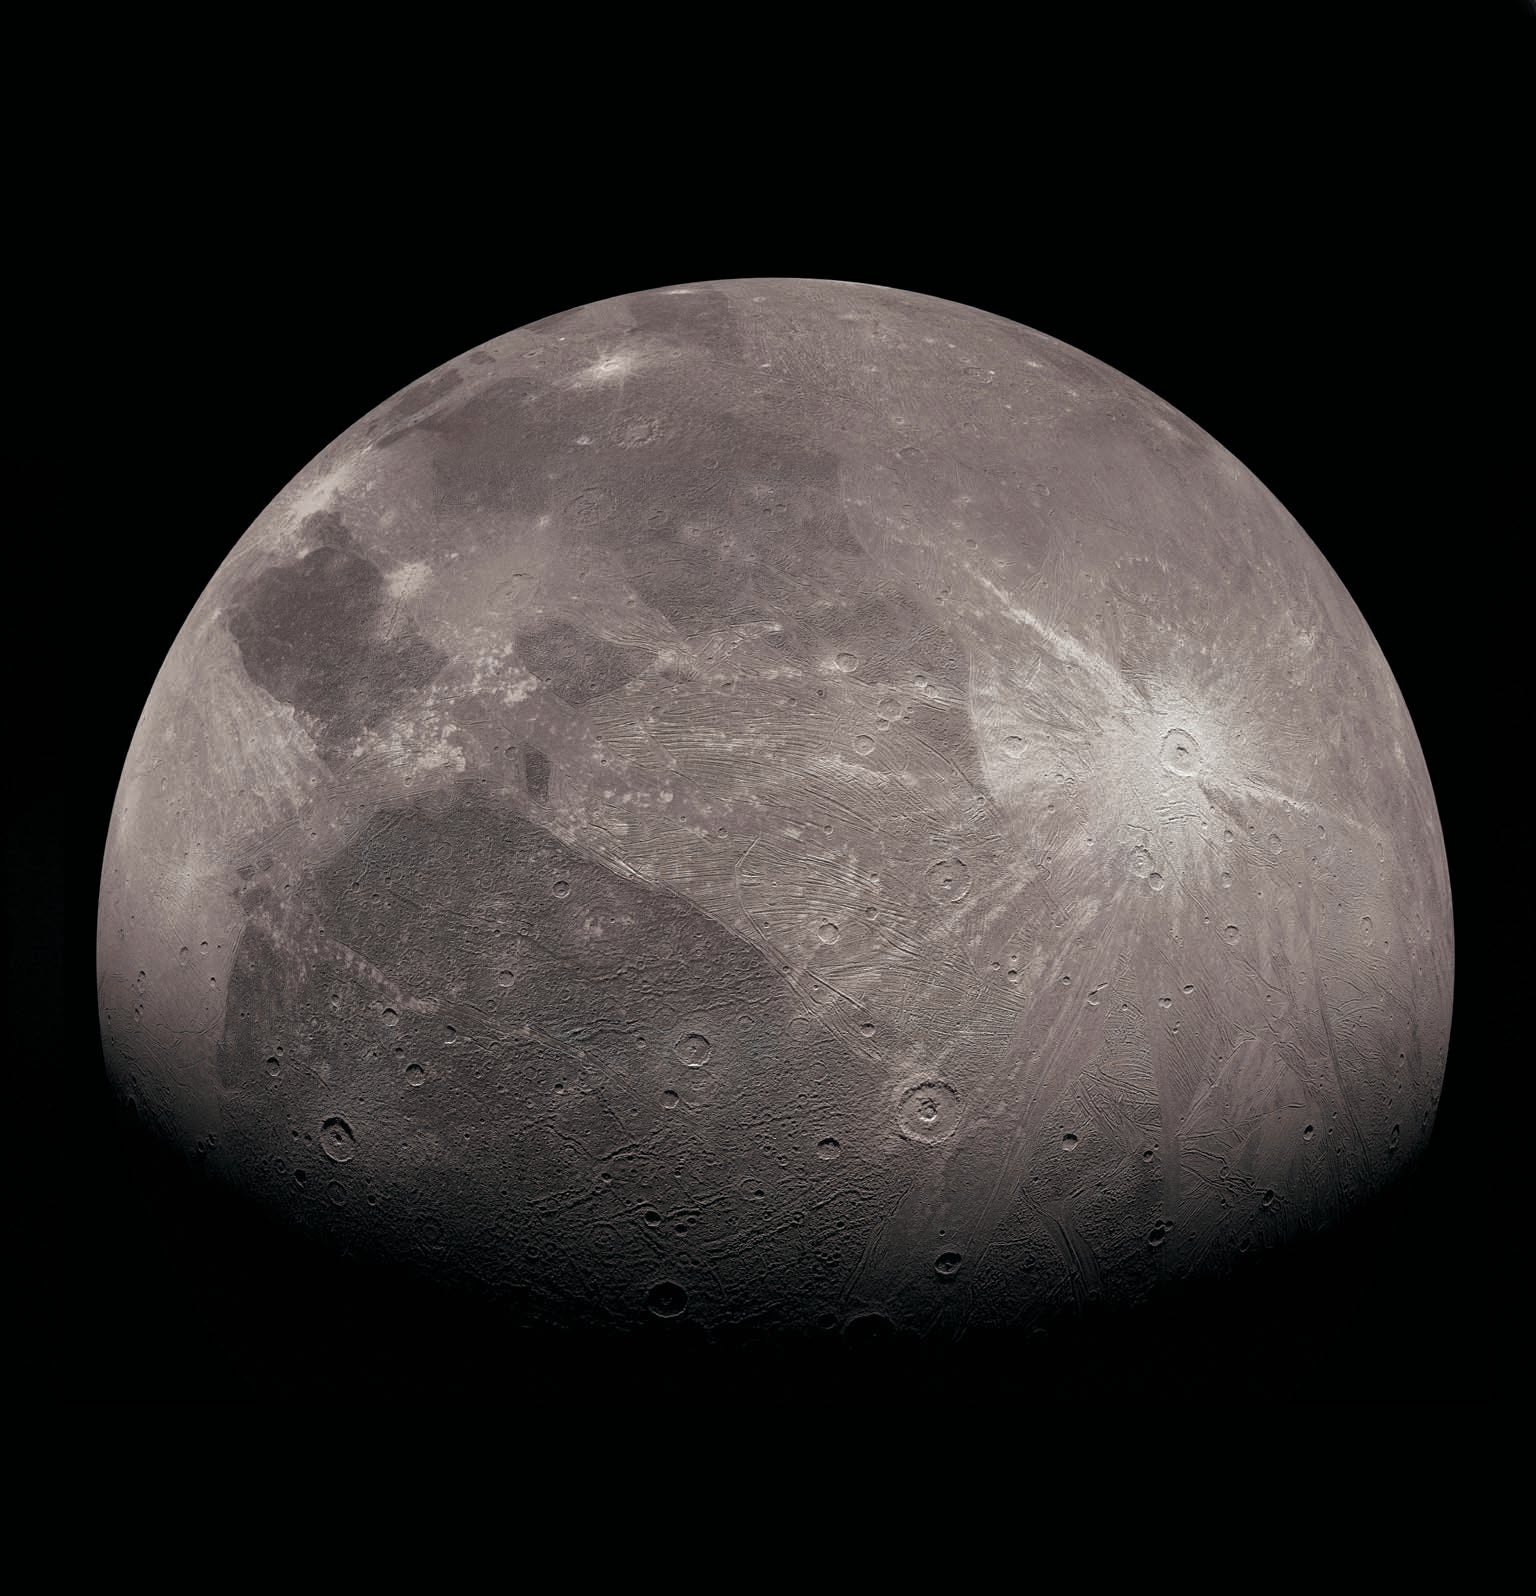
[97,278,1453,1335]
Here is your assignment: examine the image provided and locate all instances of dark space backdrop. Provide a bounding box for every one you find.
[23,18,1519,1404]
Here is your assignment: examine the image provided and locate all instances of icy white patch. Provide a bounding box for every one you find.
[972,570,1126,699]
[570,349,642,387]
[444,645,540,705]
[500,668,539,706]
[280,450,365,534]
[362,722,467,776]
[387,560,431,601]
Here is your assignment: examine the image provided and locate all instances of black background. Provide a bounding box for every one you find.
[24,13,1521,1404]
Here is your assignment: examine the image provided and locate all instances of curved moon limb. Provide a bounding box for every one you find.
[97,278,1453,1336]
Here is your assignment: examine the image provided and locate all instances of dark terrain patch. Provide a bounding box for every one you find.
[399,372,575,512]
[226,518,446,757]
[306,509,355,549]
[369,370,466,448]
[624,286,745,361]
[213,782,888,1325]
[392,365,865,635]
[517,620,653,707]
[523,746,550,803]
[610,411,863,633]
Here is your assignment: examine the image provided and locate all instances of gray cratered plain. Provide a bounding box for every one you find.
[98,278,1453,1336]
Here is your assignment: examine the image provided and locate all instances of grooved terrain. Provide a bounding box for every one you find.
[96,278,1453,1335]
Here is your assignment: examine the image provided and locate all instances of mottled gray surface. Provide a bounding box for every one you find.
[98,279,1453,1334]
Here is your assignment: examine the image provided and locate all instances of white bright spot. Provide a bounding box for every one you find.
[500,668,539,706]
[574,350,641,386]
[278,451,364,544]
[386,560,431,600]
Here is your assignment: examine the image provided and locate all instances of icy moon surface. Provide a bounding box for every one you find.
[98,279,1453,1333]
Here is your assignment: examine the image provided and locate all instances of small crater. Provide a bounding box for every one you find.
[1129,846,1154,880]
[896,1079,961,1144]
[854,734,876,755]
[1148,872,1165,892]
[646,1280,688,1319]
[816,1138,842,1161]
[661,1090,679,1110]
[834,651,859,672]
[1160,728,1200,776]
[1061,1132,1078,1151]
[673,1031,712,1068]
[405,1062,425,1087]
[552,878,571,899]
[381,1007,400,1027]
[1303,1123,1316,1141]
[319,1115,357,1163]
[934,1251,963,1278]
[523,746,551,803]
[924,857,971,903]
[1222,924,1241,946]
[817,921,840,943]
[1001,735,1027,760]
[1148,1220,1171,1248]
